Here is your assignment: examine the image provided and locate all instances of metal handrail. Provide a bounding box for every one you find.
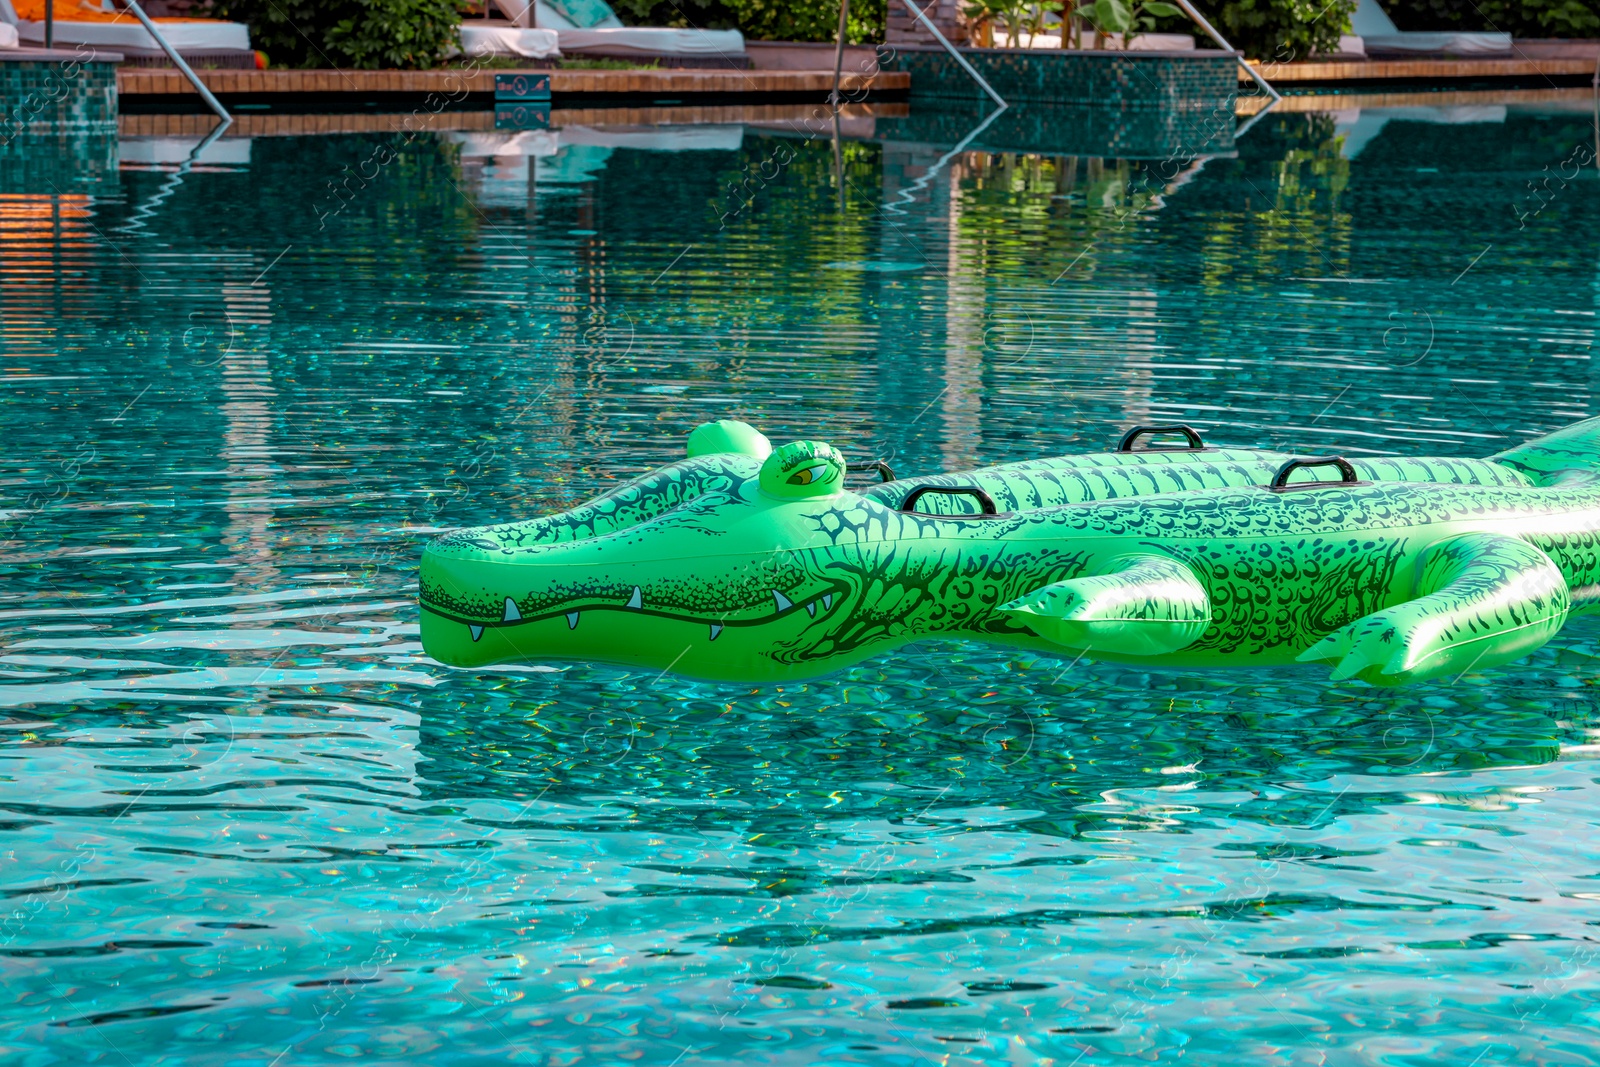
[1170,0,1281,102]
[898,0,1007,107]
[120,0,232,121]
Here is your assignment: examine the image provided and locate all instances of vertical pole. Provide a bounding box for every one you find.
[44,0,53,49]
[832,108,846,212]
[830,0,850,108]
[528,150,538,220]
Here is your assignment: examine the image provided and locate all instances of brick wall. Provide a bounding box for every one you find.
[886,0,969,47]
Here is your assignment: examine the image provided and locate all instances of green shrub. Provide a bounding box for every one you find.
[1079,0,1182,46]
[208,0,465,69]
[726,0,887,41]
[610,0,886,42]
[1207,0,1357,60]
[615,0,1343,54]
[606,0,740,30]
[1386,0,1599,36]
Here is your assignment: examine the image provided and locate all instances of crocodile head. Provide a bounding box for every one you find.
[418,424,903,682]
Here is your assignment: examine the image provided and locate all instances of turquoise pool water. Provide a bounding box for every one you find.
[3,98,1600,1065]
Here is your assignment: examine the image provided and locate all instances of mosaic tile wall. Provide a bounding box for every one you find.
[0,59,119,137]
[873,96,1237,159]
[888,45,1238,111]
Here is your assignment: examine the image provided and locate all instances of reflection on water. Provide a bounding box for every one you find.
[2,96,1599,1065]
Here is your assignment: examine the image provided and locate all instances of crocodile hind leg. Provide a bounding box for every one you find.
[1297,533,1570,686]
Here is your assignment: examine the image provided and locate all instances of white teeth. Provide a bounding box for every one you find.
[626,586,643,610]
[772,590,793,612]
[709,623,723,640]
[823,593,833,610]
[502,598,522,622]
[469,625,484,642]
[566,612,580,630]
[806,602,816,617]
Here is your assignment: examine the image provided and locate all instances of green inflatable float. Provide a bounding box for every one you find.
[419,417,1600,686]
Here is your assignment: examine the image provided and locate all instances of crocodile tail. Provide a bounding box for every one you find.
[1490,416,1600,485]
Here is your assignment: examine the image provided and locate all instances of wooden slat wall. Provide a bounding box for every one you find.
[115,67,910,96]
[114,57,1592,98]
[1242,56,1597,82]
[116,100,907,138]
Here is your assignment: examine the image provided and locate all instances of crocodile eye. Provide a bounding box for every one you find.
[787,464,830,486]
[760,441,846,500]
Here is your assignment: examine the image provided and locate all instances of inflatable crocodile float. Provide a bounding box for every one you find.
[418,418,1600,686]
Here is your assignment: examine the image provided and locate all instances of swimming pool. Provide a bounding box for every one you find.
[3,96,1599,1064]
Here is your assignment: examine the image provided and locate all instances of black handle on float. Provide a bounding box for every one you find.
[1117,424,1205,452]
[898,485,999,516]
[1269,456,1360,490]
[848,460,897,483]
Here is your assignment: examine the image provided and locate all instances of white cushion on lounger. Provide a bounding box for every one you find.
[531,0,742,55]
[459,23,560,58]
[17,18,249,50]
[1361,31,1510,53]
[0,24,16,48]
[556,27,745,57]
[1350,0,1510,54]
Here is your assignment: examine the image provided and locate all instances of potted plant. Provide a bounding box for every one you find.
[1081,0,1181,48]
[964,0,1061,47]
[963,0,1002,46]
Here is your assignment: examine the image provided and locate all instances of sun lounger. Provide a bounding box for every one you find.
[9,0,250,57]
[1351,0,1510,55]
[492,0,745,61]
